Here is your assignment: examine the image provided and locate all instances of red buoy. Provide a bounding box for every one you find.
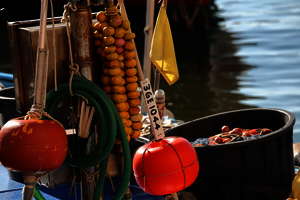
[0,119,68,172]
[133,136,199,195]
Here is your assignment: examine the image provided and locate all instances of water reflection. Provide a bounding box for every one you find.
[161,0,300,142]
[217,0,300,141]
[161,2,256,121]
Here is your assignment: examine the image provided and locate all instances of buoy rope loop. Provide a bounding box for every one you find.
[23,109,65,129]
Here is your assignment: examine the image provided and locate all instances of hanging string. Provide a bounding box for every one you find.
[49,0,58,91]
[61,2,80,96]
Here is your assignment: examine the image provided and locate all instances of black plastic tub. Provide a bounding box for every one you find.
[166,108,295,200]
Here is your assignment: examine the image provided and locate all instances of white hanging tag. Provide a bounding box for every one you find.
[140,78,165,140]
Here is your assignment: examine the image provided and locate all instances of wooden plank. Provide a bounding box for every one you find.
[7,22,25,113]
[7,22,69,112]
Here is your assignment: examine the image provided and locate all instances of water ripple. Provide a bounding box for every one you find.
[216,0,300,141]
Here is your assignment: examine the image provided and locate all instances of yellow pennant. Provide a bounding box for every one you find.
[150,2,179,85]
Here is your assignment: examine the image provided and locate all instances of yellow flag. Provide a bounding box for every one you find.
[150,3,179,85]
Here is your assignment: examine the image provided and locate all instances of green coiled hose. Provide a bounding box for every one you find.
[34,75,131,200]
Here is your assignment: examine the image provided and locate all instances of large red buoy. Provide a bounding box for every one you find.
[133,136,199,195]
[0,118,68,172]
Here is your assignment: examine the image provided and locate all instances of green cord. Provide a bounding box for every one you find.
[34,75,131,200]
[33,185,46,200]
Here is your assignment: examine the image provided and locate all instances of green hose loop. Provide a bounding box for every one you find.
[38,75,131,200]
[47,86,116,167]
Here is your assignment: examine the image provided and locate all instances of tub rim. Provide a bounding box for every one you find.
[166,108,296,149]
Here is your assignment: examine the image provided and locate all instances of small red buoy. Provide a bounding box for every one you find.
[133,136,199,195]
[0,118,68,172]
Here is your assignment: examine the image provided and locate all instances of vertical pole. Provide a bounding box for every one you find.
[22,174,37,200]
[142,0,155,113]
[153,69,161,91]
[70,1,93,80]
[143,0,155,81]
[69,2,94,200]
[31,0,49,113]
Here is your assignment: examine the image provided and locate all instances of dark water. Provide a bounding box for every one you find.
[160,0,300,142]
[1,1,300,141]
[218,0,300,140]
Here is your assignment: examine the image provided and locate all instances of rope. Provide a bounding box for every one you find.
[25,106,43,120]
[61,2,80,96]
[49,0,57,91]
[23,108,64,129]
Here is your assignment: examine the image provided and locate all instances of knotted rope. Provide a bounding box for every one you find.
[61,2,80,96]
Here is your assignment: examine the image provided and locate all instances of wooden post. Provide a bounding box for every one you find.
[30,0,49,114]
[69,2,94,80]
[143,0,155,81]
[69,2,95,200]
